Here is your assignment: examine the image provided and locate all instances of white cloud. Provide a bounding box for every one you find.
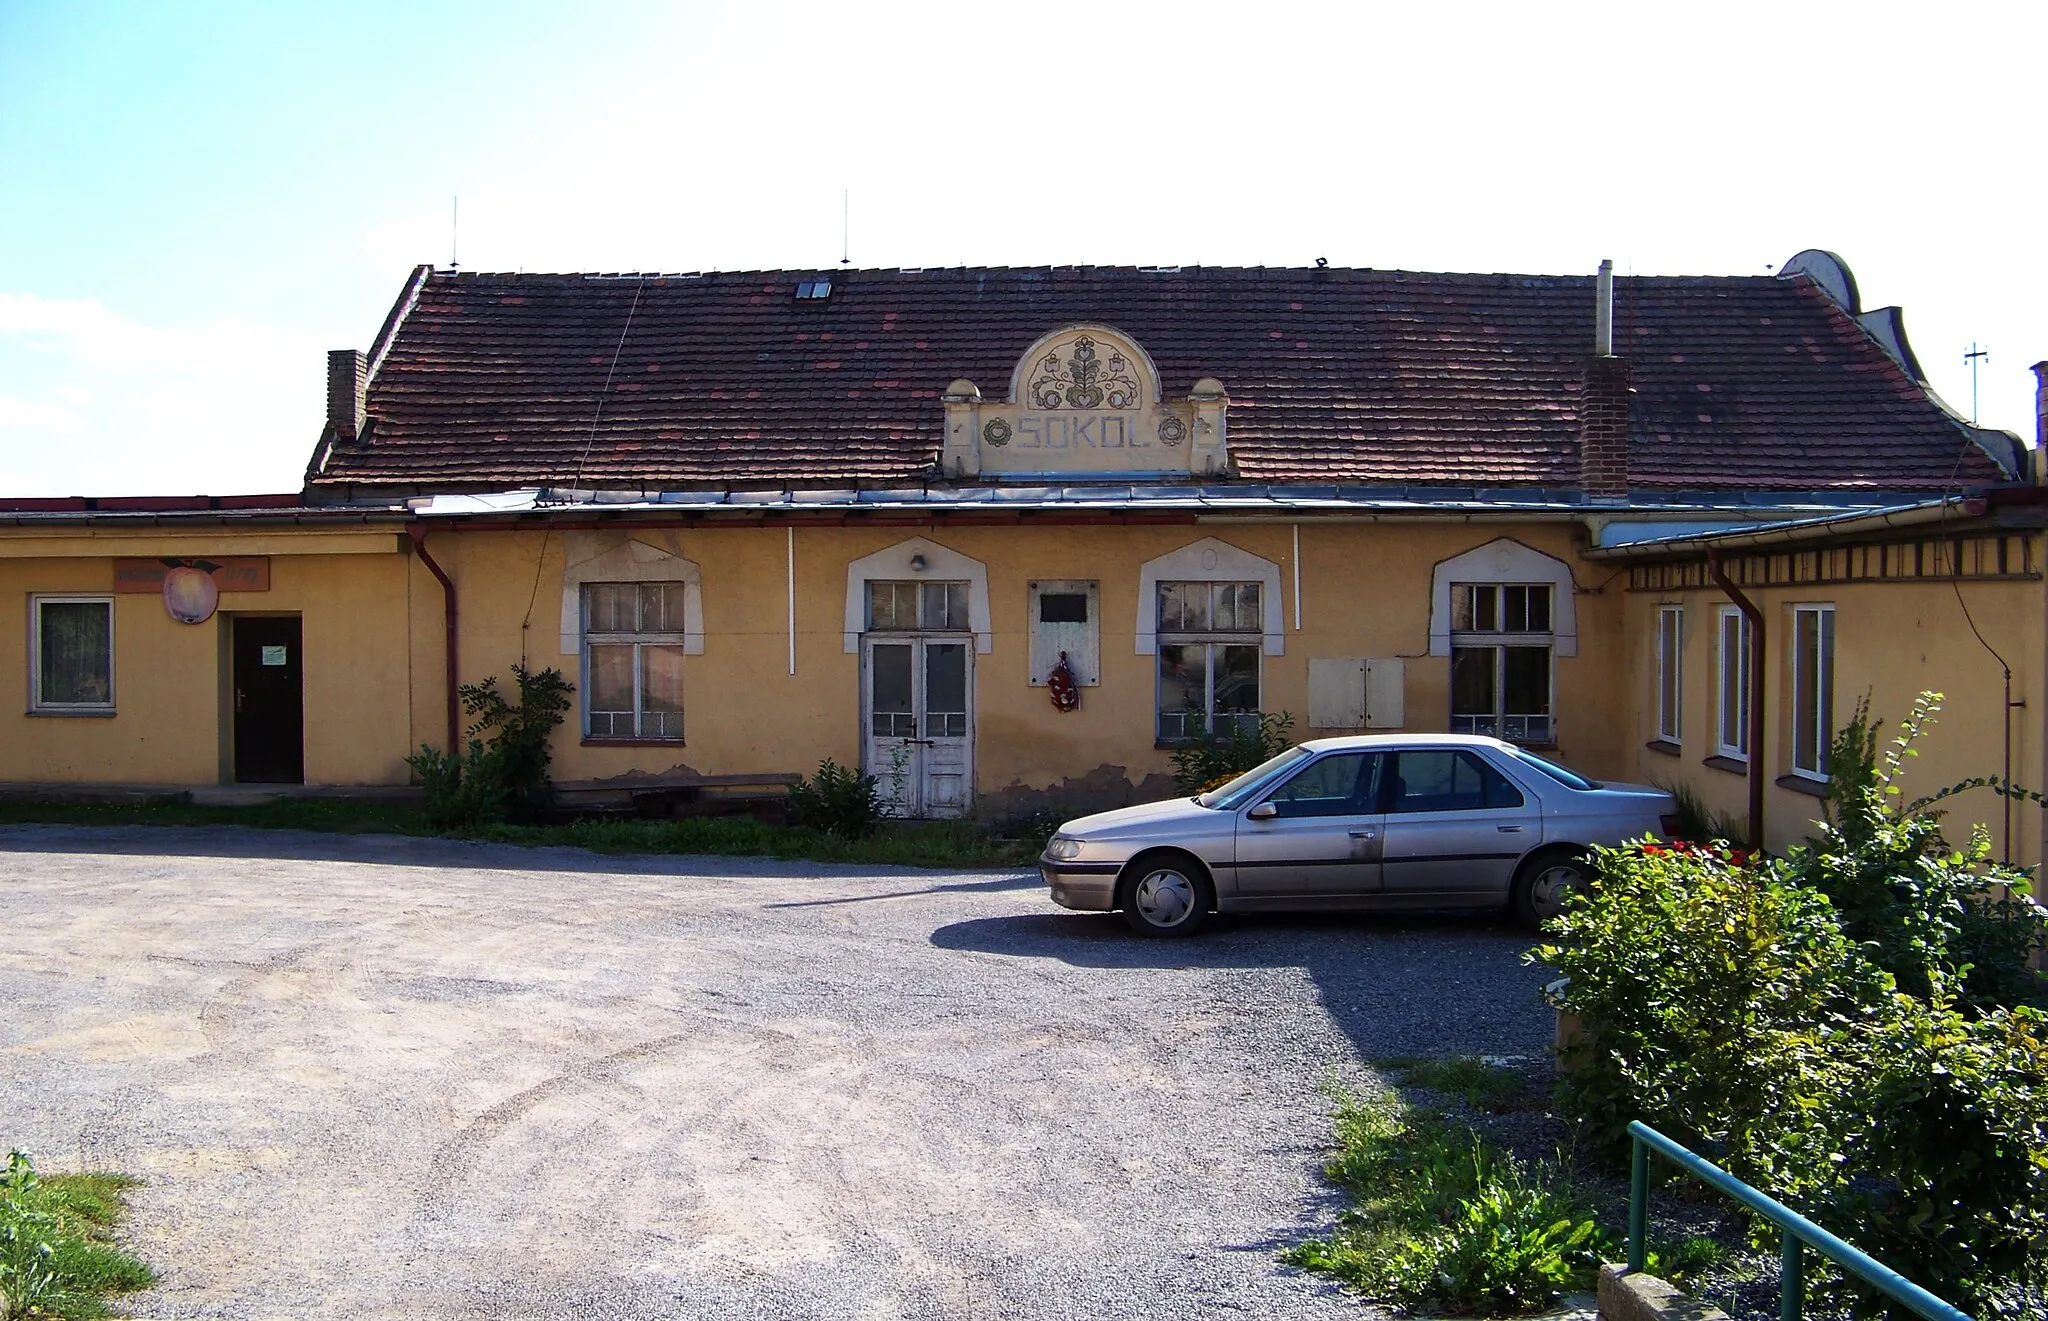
[0,394,81,432]
[0,295,319,496]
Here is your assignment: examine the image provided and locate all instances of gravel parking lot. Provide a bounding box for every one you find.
[1,825,1555,1320]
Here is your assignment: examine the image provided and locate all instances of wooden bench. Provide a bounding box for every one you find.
[545,771,801,823]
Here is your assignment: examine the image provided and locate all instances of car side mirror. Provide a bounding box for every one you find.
[1246,802,1278,821]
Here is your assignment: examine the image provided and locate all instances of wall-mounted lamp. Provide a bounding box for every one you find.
[909,554,928,573]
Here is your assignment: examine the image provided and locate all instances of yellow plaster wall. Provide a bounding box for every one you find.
[2,519,1647,804]
[420,521,1625,806]
[1622,566,2045,879]
[1,549,415,786]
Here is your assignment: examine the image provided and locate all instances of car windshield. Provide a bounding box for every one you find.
[1196,746,1313,810]
[1510,748,1599,791]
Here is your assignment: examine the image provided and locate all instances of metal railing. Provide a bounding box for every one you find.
[1627,1120,1971,1321]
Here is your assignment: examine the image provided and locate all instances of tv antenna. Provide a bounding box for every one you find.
[1964,342,1989,423]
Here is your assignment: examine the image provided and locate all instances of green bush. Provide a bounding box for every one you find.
[1538,693,2048,1317]
[1846,991,2048,1316]
[1537,842,1872,1204]
[405,664,573,829]
[785,758,882,839]
[1286,1090,1607,1314]
[1169,710,1296,793]
[1796,694,2048,1009]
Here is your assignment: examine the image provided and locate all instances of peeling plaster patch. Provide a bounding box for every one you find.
[978,765,1179,823]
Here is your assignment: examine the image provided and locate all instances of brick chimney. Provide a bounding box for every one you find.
[2033,361,2047,483]
[1580,260,1630,500]
[327,349,367,444]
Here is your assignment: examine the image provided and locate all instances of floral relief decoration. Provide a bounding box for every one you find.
[1027,335,1141,411]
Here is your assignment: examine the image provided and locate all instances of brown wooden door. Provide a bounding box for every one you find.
[233,617,304,784]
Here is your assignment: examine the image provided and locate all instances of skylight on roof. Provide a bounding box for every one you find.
[794,279,832,301]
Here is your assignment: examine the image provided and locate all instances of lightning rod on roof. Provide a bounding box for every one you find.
[450,196,459,273]
[842,189,850,267]
[1965,343,1989,424]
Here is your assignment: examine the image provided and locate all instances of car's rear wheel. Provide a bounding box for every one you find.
[1511,848,1591,930]
[1118,852,1215,937]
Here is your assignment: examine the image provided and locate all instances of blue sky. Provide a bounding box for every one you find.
[3,0,2042,496]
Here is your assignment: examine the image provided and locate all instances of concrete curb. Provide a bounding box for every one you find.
[1598,1264,1731,1321]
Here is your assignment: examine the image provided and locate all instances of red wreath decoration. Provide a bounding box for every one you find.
[1047,650,1082,712]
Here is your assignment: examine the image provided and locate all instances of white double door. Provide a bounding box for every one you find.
[862,635,973,819]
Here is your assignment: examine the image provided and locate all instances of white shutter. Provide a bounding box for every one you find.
[1308,657,1367,729]
[1364,658,1405,729]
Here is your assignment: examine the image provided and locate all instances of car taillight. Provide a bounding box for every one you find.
[1658,813,1681,839]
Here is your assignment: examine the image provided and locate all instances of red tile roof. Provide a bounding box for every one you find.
[308,266,2012,494]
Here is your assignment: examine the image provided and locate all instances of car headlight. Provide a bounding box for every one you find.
[1044,835,1084,860]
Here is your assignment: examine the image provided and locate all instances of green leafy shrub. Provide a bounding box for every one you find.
[1845,990,2048,1317]
[1795,693,2048,1008]
[1169,711,1296,794]
[1,1150,155,1321]
[1284,1090,1608,1315]
[785,758,882,839]
[1537,842,1872,1204]
[1538,693,2048,1317]
[405,664,573,829]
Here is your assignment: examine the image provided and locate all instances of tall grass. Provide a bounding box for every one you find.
[1283,1089,1608,1315]
[1,1152,155,1321]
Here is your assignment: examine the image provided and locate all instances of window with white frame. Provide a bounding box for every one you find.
[1716,605,1753,759]
[583,583,687,740]
[1655,605,1683,744]
[1156,580,1261,741]
[30,596,115,713]
[866,580,970,632]
[1449,584,1553,743]
[1791,604,1835,779]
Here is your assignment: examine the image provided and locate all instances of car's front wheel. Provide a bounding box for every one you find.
[1118,852,1215,937]
[1511,848,1591,930]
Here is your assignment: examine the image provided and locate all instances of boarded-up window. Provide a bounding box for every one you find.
[1028,580,1099,686]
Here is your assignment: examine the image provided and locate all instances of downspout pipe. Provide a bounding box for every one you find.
[1707,548,1766,852]
[408,526,460,754]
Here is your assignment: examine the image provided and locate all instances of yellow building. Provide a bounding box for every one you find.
[5,253,2041,881]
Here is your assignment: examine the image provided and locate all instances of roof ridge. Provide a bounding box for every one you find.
[419,264,1791,284]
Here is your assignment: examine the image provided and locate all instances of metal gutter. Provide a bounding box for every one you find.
[407,528,461,756]
[0,510,410,530]
[1708,548,1767,852]
[1583,498,1981,560]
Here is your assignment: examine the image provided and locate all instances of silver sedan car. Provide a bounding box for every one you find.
[1039,734,1676,936]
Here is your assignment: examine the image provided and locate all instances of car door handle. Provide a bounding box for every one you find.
[1497,824,1525,832]
[1349,829,1377,840]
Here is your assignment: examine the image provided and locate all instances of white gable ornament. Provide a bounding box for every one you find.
[558,530,704,655]
[1427,538,1579,657]
[941,324,1228,479]
[842,537,993,653]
